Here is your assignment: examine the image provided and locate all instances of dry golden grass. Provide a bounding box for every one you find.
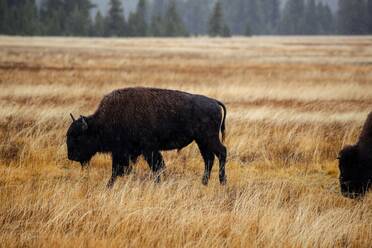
[0,36,372,247]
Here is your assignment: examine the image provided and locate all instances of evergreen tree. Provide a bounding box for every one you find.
[367,0,372,33]
[105,0,127,36]
[317,2,334,34]
[128,0,148,36]
[183,0,210,35]
[93,10,105,36]
[279,0,305,34]
[152,0,165,17]
[270,0,280,32]
[136,0,148,36]
[248,0,264,34]
[258,0,271,34]
[66,5,92,36]
[208,1,229,37]
[303,0,318,34]
[244,22,252,36]
[337,0,367,34]
[149,14,164,36]
[40,0,65,35]
[257,0,280,34]
[222,0,244,34]
[208,1,223,36]
[0,0,8,33]
[163,0,188,36]
[5,0,39,35]
[23,0,39,35]
[222,24,231,37]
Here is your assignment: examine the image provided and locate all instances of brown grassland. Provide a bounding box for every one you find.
[0,36,372,247]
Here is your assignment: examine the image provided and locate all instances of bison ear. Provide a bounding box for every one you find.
[80,115,88,131]
[70,113,76,122]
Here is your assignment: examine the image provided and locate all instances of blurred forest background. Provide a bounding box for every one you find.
[0,0,371,37]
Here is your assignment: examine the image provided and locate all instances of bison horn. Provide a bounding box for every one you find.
[70,113,76,122]
[81,116,88,131]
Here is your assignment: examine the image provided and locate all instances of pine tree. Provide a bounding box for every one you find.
[163,0,188,37]
[183,0,210,35]
[23,0,39,35]
[258,0,271,34]
[93,10,105,36]
[337,0,367,34]
[74,0,94,36]
[279,0,305,34]
[5,0,39,35]
[270,0,280,32]
[149,15,164,36]
[317,2,334,34]
[222,24,231,37]
[248,0,264,34]
[367,0,372,33]
[40,0,65,35]
[136,0,148,36]
[152,0,165,17]
[128,0,148,36]
[303,0,318,34]
[221,0,243,34]
[244,22,252,36]
[258,0,280,34]
[208,1,223,36]
[105,0,127,36]
[208,1,229,37]
[66,5,92,36]
[0,0,9,33]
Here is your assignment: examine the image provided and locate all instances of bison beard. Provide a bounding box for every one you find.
[338,112,372,198]
[66,87,227,187]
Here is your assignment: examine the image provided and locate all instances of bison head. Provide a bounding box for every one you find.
[66,114,99,167]
[338,145,371,198]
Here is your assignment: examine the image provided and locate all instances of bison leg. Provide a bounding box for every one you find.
[197,144,215,186]
[214,142,227,185]
[197,136,227,185]
[144,151,165,183]
[107,153,129,188]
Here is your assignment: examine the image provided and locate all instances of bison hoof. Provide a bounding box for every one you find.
[202,176,209,186]
[106,179,115,188]
[219,177,227,185]
[123,166,132,175]
[154,175,161,184]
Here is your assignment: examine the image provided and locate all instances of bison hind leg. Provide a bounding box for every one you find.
[197,144,215,185]
[144,151,165,183]
[197,135,227,185]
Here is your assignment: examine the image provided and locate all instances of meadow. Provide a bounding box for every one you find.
[0,36,371,247]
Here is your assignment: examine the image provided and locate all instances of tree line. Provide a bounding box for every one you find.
[1,0,372,37]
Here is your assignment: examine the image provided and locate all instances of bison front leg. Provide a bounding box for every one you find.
[144,151,165,183]
[107,153,129,188]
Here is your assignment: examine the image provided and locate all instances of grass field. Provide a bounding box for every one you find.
[0,36,372,247]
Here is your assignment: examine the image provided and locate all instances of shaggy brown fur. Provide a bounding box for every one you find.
[338,112,372,198]
[66,87,227,187]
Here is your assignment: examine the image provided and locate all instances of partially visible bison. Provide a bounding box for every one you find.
[338,112,372,198]
[66,87,227,187]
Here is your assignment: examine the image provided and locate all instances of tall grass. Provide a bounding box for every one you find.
[0,36,371,247]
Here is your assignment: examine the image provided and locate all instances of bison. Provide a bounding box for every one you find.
[338,112,372,198]
[66,87,227,187]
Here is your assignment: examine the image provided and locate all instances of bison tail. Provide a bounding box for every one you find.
[217,100,226,142]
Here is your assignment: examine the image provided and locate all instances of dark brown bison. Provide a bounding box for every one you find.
[338,112,372,198]
[67,87,227,187]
